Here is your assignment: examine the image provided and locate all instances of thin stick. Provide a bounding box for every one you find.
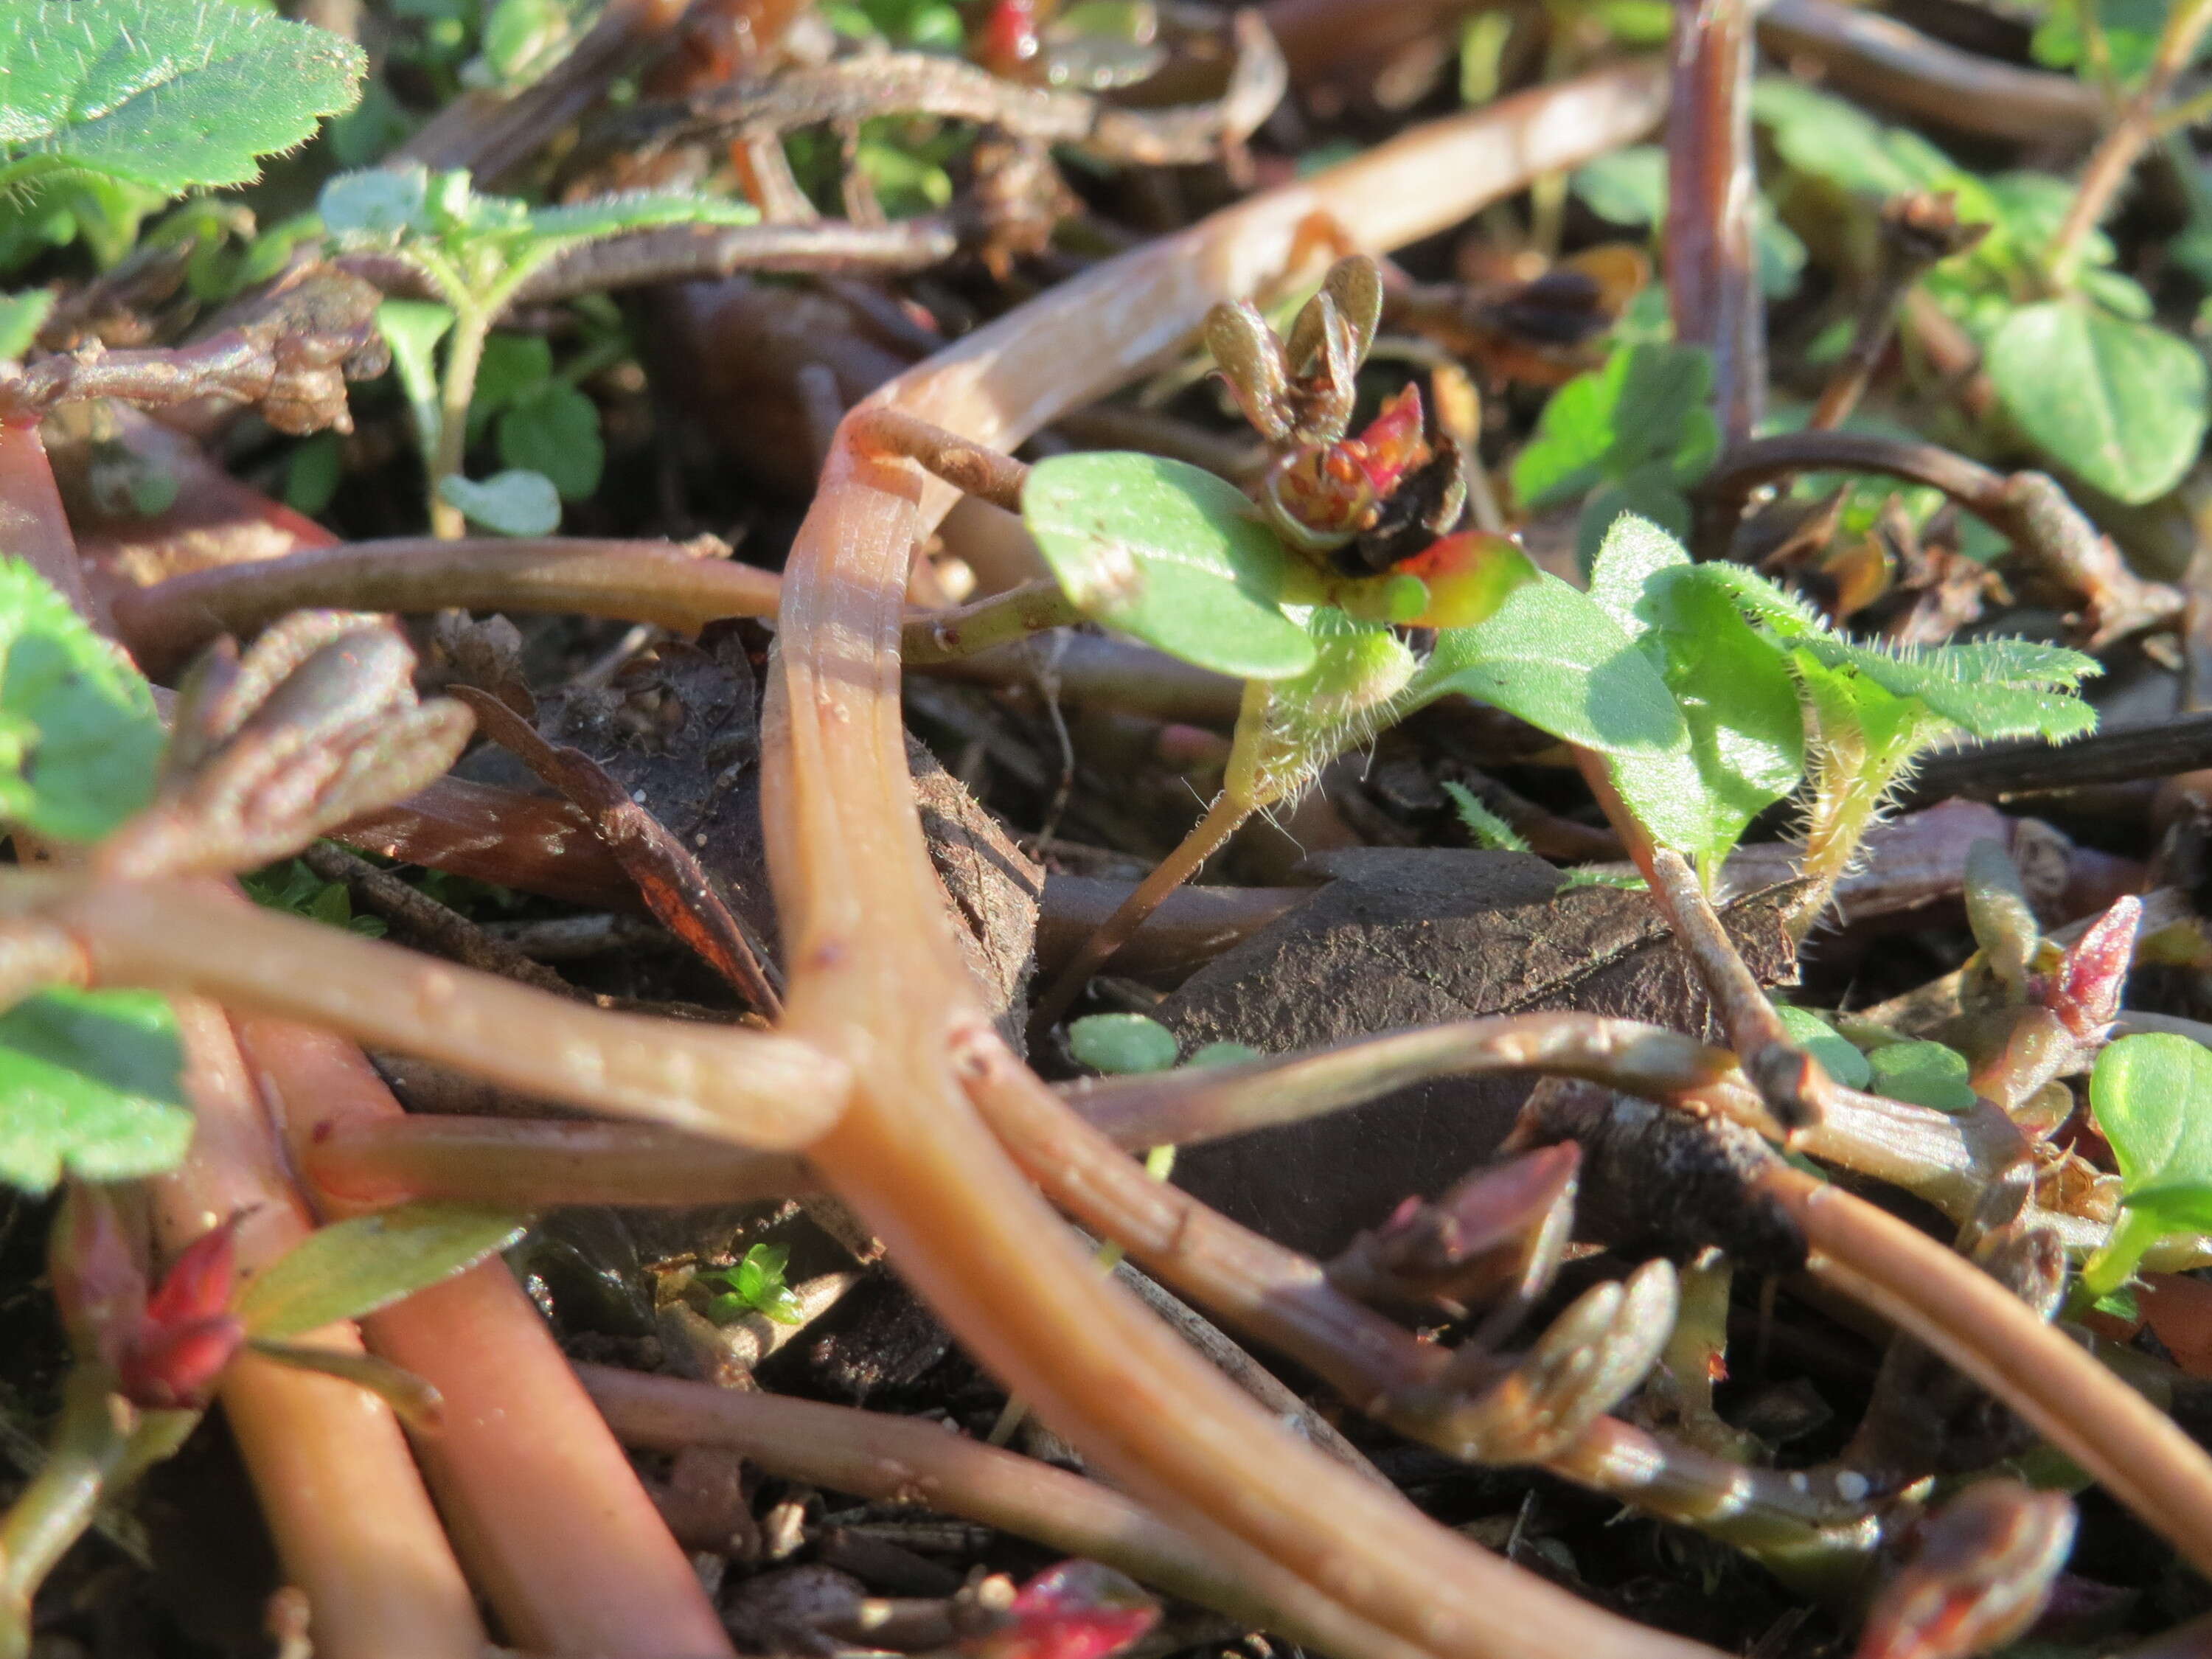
[1666,0,1764,440]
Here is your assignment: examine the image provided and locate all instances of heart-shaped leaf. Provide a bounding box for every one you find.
[234,1202,529,1340]
[0,988,191,1195]
[1022,452,1314,679]
[1988,300,2208,505]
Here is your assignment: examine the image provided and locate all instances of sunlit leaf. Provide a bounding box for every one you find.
[1068,1013,1180,1075]
[1022,452,1315,678]
[0,0,365,196]
[235,1202,529,1340]
[1773,1004,1871,1091]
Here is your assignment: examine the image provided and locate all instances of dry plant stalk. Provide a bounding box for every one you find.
[754,63,1738,1659]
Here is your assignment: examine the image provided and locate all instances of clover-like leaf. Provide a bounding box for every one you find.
[1988,301,2208,505]
[0,0,365,197]
[0,988,191,1195]
[438,469,562,537]
[498,382,603,501]
[1022,452,1315,679]
[0,560,162,842]
[234,1201,529,1340]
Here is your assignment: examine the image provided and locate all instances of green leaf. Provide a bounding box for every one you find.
[498,382,603,501]
[705,1242,806,1324]
[285,432,344,518]
[1867,1040,1978,1113]
[522,190,758,247]
[0,560,162,841]
[439,469,561,536]
[1576,465,1693,574]
[1411,560,1709,850]
[1511,341,1719,515]
[1068,1013,1180,1075]
[1187,1041,1262,1069]
[319,168,430,241]
[0,988,190,1195]
[1988,301,2208,504]
[0,0,365,196]
[234,1201,529,1340]
[1441,779,1532,854]
[1572,145,1664,227]
[469,332,554,433]
[0,289,54,360]
[1772,1004,1871,1091]
[375,298,453,451]
[2092,1034,2212,1218]
[1022,452,1315,679]
[1589,515,1804,860]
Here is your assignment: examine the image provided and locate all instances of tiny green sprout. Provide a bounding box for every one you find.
[1865,1040,1977,1114]
[1069,1013,1182,1075]
[242,860,389,939]
[703,1243,807,1326]
[319,164,756,535]
[2081,1033,2212,1300]
[1441,780,1531,855]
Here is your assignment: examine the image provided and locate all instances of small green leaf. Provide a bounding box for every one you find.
[0,560,162,841]
[285,432,344,517]
[2092,1034,2212,1218]
[498,382,602,501]
[0,0,366,196]
[319,168,431,241]
[0,988,191,1195]
[235,1202,529,1340]
[1186,1041,1262,1068]
[1988,301,2208,504]
[1441,779,1531,854]
[470,332,554,432]
[1772,1004,1872,1091]
[1867,1040,1978,1113]
[438,469,561,536]
[1511,341,1719,521]
[1068,1013,1180,1075]
[522,190,759,247]
[704,1242,806,1324]
[375,297,453,448]
[1022,453,1315,679]
[0,289,54,360]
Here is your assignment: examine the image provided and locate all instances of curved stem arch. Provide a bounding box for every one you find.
[758,63,1697,1659]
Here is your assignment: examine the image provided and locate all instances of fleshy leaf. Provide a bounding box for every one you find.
[0,0,365,195]
[1022,452,1314,679]
[2092,1034,2212,1215]
[1867,1040,1978,1114]
[1988,301,2208,505]
[0,989,191,1195]
[0,559,163,841]
[234,1201,529,1340]
[1773,1004,1872,1091]
[1068,1013,1180,1075]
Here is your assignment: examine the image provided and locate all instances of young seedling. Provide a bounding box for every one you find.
[316,165,758,535]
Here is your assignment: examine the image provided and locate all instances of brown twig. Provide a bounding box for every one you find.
[1666,0,1763,442]
[296,841,580,997]
[512,218,960,302]
[451,686,782,1016]
[1899,714,2212,807]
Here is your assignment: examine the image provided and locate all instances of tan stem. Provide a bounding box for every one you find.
[241,1017,737,1659]
[153,1001,485,1659]
[759,62,1722,1659]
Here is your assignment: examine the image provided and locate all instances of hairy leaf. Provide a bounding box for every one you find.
[235,1201,528,1340]
[0,989,190,1195]
[1989,301,2208,504]
[1023,452,1314,678]
[0,560,162,841]
[0,0,364,195]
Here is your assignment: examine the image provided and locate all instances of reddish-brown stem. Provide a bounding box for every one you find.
[111,538,782,678]
[578,1363,1424,1659]
[153,1001,485,1659]
[0,422,95,619]
[1666,0,1763,440]
[240,1018,737,1659]
[1029,790,1251,1037]
[1767,1164,2212,1579]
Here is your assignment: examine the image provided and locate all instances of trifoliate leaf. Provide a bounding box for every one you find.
[0,0,366,195]
[0,559,162,841]
[0,988,191,1195]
